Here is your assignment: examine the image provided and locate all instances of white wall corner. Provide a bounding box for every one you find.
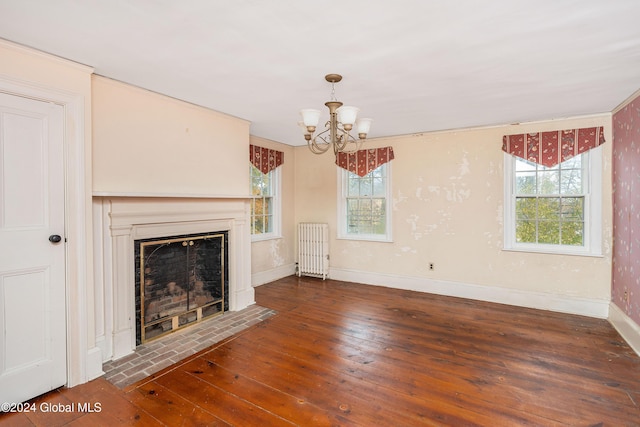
[330,268,610,319]
[608,302,640,357]
[252,263,296,287]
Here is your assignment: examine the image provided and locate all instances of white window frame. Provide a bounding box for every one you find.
[250,165,281,242]
[503,146,602,257]
[337,163,393,242]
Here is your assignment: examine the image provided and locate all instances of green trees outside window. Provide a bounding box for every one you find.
[514,155,584,246]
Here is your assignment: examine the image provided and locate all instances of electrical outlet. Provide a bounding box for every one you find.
[623,291,628,302]
[429,263,434,271]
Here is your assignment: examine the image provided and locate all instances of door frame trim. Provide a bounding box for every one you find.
[0,73,99,386]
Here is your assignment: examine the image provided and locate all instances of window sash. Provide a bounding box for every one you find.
[503,148,602,257]
[346,197,387,235]
[338,163,392,242]
[251,196,273,234]
[250,165,280,240]
[514,195,585,245]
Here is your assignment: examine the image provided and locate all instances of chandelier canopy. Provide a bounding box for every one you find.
[299,74,373,155]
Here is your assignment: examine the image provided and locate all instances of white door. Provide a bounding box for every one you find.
[0,92,66,405]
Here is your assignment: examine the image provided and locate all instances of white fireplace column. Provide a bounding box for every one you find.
[100,197,254,361]
[110,222,136,359]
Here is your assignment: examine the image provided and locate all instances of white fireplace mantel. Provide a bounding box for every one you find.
[93,196,254,361]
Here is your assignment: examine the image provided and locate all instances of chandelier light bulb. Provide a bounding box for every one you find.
[297,121,308,134]
[337,106,359,126]
[300,109,321,129]
[356,118,373,138]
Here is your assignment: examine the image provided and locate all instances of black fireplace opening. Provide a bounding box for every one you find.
[134,231,229,345]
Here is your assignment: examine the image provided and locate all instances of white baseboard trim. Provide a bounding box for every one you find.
[112,330,135,361]
[86,346,104,381]
[95,335,112,363]
[233,286,256,311]
[330,268,610,319]
[252,263,296,287]
[608,302,640,357]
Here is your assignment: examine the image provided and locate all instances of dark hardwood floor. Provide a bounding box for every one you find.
[2,275,640,426]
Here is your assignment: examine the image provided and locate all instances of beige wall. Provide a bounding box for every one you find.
[92,76,251,196]
[250,136,297,283]
[0,40,92,93]
[294,115,613,308]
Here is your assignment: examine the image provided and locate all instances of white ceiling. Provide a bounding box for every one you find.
[1,0,639,146]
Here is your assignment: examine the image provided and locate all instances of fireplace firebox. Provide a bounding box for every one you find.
[134,231,229,344]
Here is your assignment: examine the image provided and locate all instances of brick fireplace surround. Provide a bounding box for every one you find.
[93,197,255,363]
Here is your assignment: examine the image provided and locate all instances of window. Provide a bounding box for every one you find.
[250,165,280,240]
[503,148,602,256]
[337,163,392,241]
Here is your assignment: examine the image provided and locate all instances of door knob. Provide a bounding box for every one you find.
[49,234,62,243]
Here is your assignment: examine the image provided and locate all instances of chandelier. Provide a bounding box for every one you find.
[299,74,373,155]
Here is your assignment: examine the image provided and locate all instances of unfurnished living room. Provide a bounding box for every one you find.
[1,1,640,426]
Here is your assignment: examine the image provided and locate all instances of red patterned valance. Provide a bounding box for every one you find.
[502,126,605,167]
[335,147,395,177]
[249,144,284,174]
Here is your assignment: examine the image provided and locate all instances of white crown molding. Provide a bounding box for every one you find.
[612,87,640,114]
[0,38,94,73]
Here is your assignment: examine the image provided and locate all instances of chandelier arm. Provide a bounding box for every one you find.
[336,129,365,154]
[308,128,332,154]
[313,127,332,144]
[335,128,352,149]
[338,127,352,142]
[333,134,348,155]
[309,138,332,154]
[341,137,365,153]
[308,141,332,154]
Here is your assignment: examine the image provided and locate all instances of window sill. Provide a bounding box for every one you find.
[251,233,282,243]
[502,246,603,258]
[337,234,393,243]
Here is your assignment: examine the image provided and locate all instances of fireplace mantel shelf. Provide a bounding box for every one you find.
[93,191,252,199]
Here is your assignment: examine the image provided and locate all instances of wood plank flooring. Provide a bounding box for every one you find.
[2,275,639,426]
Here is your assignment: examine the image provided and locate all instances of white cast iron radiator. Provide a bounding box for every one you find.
[297,223,329,279]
